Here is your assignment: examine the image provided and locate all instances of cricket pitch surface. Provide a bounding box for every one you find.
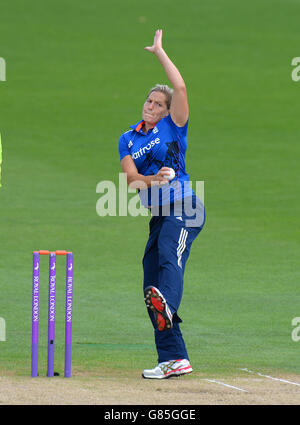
[1,369,300,405]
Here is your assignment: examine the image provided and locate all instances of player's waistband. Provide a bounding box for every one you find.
[149,194,204,217]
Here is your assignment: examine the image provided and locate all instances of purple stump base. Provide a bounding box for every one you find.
[31,344,39,377]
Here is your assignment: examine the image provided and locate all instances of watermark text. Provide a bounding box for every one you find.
[96,173,205,227]
[291,57,300,82]
[0,58,6,81]
[291,317,300,342]
[0,317,6,341]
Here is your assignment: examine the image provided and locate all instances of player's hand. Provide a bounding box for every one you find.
[144,29,163,55]
[152,167,171,186]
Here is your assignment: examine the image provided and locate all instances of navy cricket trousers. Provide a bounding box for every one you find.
[142,195,205,363]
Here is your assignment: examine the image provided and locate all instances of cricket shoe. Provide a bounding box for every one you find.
[142,359,193,379]
[144,286,173,331]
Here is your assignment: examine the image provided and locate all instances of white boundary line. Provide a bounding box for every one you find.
[205,379,248,393]
[240,368,300,387]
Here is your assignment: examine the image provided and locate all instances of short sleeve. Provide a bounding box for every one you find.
[164,114,189,152]
[165,114,189,137]
[118,134,130,161]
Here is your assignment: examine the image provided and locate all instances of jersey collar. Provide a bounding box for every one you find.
[130,120,156,135]
[130,120,145,134]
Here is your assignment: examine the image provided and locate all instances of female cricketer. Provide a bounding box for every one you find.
[119,29,205,379]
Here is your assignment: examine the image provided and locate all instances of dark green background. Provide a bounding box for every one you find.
[0,0,299,376]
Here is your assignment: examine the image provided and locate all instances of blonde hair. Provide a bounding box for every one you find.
[147,84,174,109]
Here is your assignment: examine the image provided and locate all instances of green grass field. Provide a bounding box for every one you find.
[1,0,300,380]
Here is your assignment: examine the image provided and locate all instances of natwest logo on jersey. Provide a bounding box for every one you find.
[131,138,160,160]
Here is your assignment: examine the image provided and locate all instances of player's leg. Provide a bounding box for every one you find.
[142,216,189,365]
[153,197,205,363]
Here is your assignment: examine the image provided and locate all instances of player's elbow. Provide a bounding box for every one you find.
[173,82,187,93]
[126,173,142,189]
[127,173,149,190]
[126,172,137,186]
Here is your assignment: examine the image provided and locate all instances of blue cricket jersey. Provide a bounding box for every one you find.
[118,114,193,207]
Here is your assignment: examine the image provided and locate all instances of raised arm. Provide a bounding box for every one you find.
[145,29,189,127]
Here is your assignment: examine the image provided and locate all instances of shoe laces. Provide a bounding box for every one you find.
[159,360,180,374]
